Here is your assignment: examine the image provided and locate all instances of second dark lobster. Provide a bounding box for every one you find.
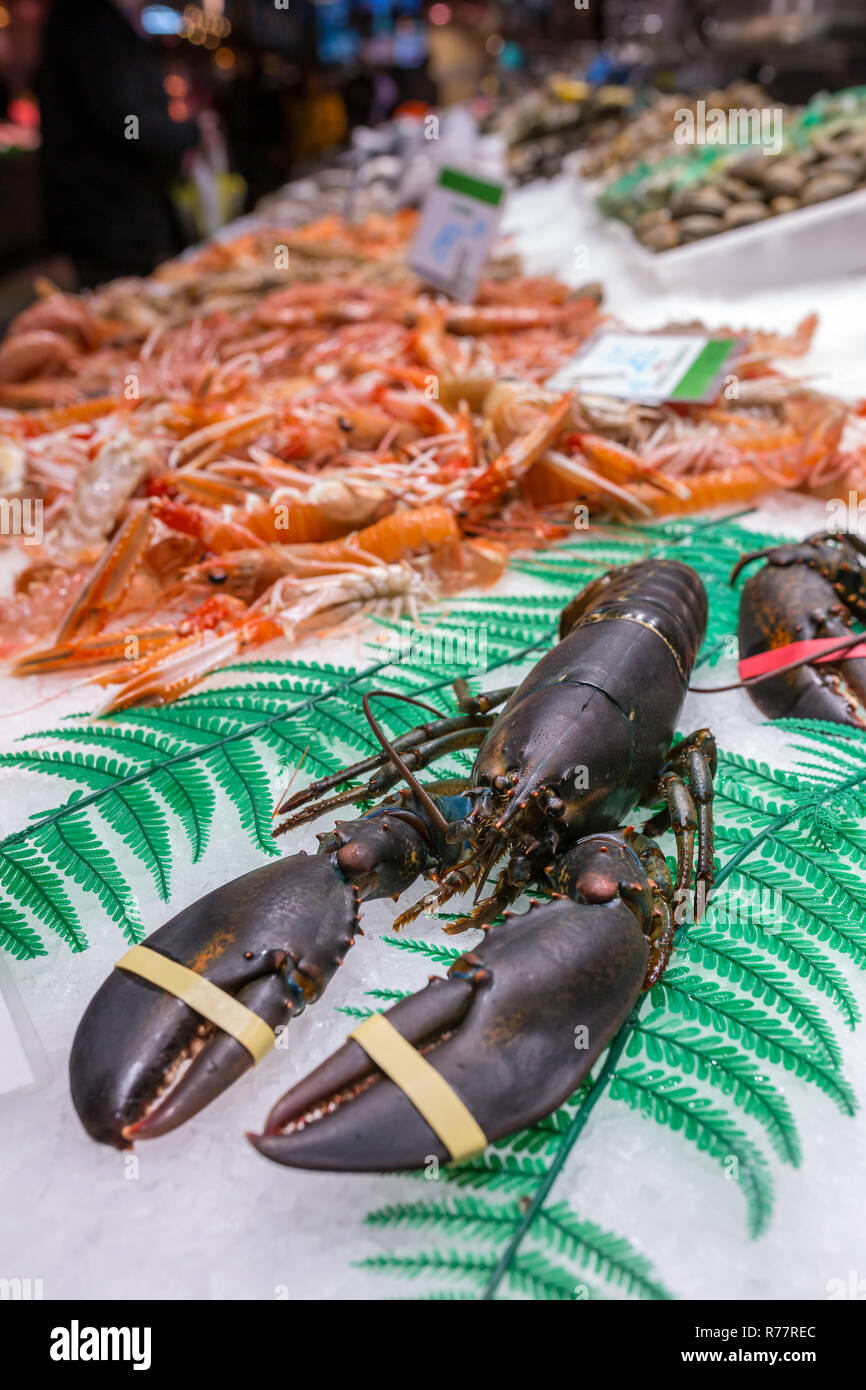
[734,530,866,726]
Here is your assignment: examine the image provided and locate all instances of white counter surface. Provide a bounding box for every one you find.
[1,173,865,1301]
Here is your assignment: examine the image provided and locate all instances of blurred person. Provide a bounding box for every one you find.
[427,13,485,106]
[343,65,376,129]
[392,60,437,115]
[391,17,437,112]
[369,65,399,125]
[38,0,201,287]
[223,50,287,212]
[292,68,348,164]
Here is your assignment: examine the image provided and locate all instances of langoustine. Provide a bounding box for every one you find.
[0,214,854,706]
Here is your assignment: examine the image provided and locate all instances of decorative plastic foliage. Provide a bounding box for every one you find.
[356,713,866,1297]
[361,1198,672,1301]
[0,515,748,961]
[2,516,864,1300]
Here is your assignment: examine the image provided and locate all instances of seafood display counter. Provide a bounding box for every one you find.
[1,168,865,1304]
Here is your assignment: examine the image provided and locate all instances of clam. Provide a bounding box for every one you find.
[724,150,779,184]
[769,194,800,215]
[818,154,864,181]
[722,201,770,229]
[633,208,674,235]
[668,185,729,219]
[813,123,866,159]
[716,175,755,202]
[839,129,866,158]
[638,221,681,253]
[759,161,805,198]
[800,171,858,205]
[677,213,724,242]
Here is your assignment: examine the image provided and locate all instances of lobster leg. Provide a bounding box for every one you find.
[628,830,676,987]
[644,730,716,922]
[249,832,655,1173]
[657,771,696,902]
[452,679,517,715]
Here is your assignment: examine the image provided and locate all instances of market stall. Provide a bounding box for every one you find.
[1,2,865,1319]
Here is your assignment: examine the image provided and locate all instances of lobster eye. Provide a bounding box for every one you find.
[208,569,228,585]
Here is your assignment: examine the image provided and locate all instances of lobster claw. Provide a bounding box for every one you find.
[70,792,460,1149]
[70,853,360,1148]
[249,865,650,1173]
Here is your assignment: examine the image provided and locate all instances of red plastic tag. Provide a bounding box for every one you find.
[739,636,866,681]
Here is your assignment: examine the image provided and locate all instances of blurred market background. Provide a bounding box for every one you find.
[1,0,866,322]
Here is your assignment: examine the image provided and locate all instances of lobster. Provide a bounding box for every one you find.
[69,558,716,1167]
[732,530,866,727]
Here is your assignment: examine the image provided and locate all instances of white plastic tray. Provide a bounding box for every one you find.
[607,186,866,293]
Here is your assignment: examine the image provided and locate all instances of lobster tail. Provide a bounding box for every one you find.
[559,559,707,683]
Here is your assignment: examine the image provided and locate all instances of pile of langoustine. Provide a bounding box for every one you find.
[0,212,859,712]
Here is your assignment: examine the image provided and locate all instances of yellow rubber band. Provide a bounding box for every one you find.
[115,945,275,1065]
[348,1012,487,1163]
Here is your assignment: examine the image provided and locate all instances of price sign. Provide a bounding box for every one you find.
[546,330,740,405]
[409,166,505,302]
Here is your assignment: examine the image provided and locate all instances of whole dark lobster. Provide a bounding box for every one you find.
[733,530,866,726]
[70,558,716,1167]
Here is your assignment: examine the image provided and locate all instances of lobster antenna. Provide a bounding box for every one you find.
[729,530,866,587]
[728,547,784,585]
[361,690,450,834]
[690,631,865,693]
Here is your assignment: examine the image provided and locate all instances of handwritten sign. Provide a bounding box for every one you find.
[409,166,505,302]
[546,330,739,405]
